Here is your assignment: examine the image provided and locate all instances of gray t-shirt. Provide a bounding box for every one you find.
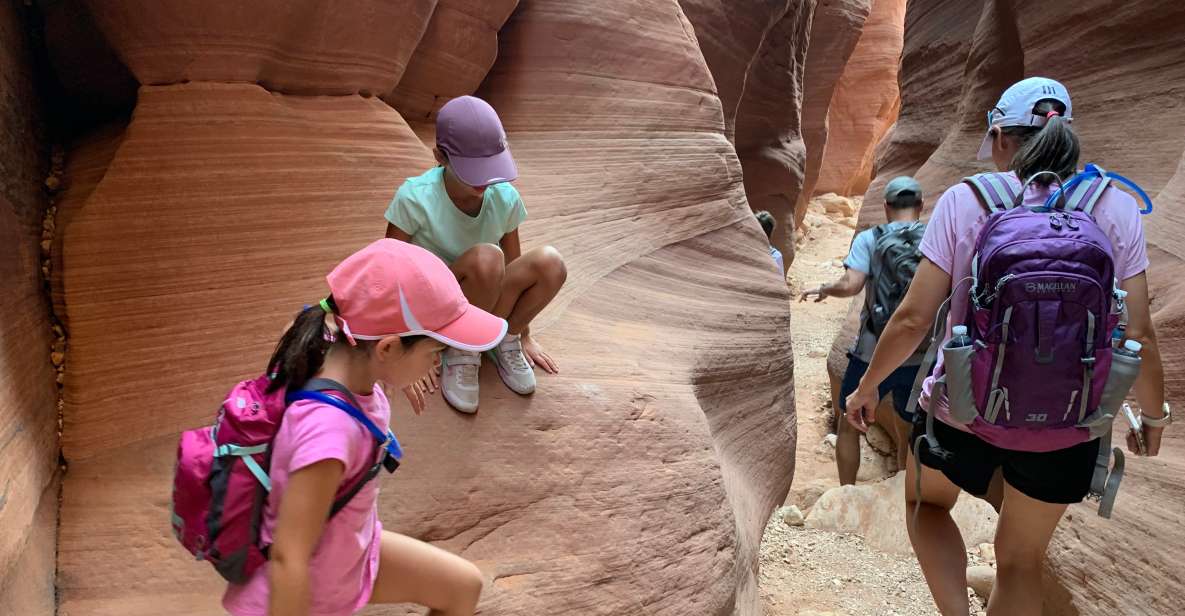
[845,222,924,365]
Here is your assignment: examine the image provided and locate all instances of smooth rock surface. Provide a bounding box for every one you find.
[814,0,905,197]
[839,1,1185,613]
[966,565,995,601]
[80,0,438,95]
[797,0,872,219]
[0,4,59,614]
[385,0,519,120]
[733,1,817,269]
[51,1,796,614]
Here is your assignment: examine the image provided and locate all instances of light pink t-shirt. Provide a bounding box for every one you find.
[223,385,391,616]
[918,173,1150,431]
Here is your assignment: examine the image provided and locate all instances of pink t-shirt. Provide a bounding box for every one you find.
[918,173,1150,432]
[223,385,391,616]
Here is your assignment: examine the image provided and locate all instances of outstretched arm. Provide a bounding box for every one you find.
[800,268,868,302]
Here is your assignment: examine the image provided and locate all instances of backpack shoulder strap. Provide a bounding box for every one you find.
[302,377,364,411]
[1056,164,1114,215]
[963,173,1020,213]
[288,382,402,517]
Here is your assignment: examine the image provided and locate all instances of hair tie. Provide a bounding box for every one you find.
[318,298,333,314]
[1046,110,1060,119]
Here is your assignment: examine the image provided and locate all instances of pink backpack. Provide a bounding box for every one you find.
[170,376,401,583]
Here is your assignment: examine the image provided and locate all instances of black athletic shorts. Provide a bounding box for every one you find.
[911,413,1101,504]
[839,353,921,423]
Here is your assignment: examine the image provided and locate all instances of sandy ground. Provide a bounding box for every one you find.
[757,197,987,616]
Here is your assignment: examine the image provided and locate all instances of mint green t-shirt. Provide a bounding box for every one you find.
[384,166,527,263]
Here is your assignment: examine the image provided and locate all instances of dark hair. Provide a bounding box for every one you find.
[754,210,775,238]
[1001,98,1079,186]
[887,191,922,210]
[265,296,427,393]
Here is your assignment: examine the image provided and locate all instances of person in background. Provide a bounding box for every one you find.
[755,210,784,271]
[802,177,926,483]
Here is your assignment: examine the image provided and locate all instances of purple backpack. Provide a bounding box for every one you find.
[909,168,1140,517]
[171,376,400,583]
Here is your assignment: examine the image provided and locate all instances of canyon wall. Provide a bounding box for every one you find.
[0,3,59,614]
[813,0,905,198]
[38,1,795,614]
[841,1,1185,613]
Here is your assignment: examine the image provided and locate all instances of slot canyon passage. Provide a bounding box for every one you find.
[0,1,1181,615]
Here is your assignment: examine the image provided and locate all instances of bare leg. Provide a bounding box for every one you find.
[835,403,863,485]
[369,531,484,616]
[988,483,1067,616]
[450,244,506,312]
[492,246,567,334]
[882,401,912,472]
[905,449,971,616]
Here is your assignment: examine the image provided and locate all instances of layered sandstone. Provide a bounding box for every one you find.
[39,1,795,614]
[0,3,59,614]
[813,0,905,198]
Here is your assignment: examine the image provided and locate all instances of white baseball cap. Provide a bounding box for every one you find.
[976,77,1073,161]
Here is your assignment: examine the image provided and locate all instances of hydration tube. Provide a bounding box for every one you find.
[1045,163,1154,215]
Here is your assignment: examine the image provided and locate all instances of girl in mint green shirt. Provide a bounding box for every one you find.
[384,95,567,415]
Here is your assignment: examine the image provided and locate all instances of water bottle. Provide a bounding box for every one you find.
[1111,289,1129,348]
[1097,339,1142,418]
[942,325,979,424]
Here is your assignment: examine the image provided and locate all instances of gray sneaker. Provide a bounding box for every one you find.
[488,334,536,395]
[441,348,481,413]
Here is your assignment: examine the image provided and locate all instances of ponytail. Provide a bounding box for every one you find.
[265,298,339,393]
[265,296,434,393]
[1003,99,1080,186]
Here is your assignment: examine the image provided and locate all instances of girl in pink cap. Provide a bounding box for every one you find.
[223,239,506,616]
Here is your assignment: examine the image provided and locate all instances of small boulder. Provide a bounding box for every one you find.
[782,505,805,527]
[966,565,995,600]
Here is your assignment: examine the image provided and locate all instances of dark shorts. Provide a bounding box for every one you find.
[839,353,920,423]
[911,413,1101,505]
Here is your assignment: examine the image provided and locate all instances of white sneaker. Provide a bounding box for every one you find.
[488,334,536,395]
[441,349,481,413]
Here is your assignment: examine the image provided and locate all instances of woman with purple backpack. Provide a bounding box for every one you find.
[219,239,506,616]
[844,77,1169,615]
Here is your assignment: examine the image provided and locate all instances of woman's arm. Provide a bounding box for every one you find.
[1120,272,1167,455]
[846,258,950,431]
[269,460,344,616]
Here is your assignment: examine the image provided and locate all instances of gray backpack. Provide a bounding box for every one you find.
[863,222,926,337]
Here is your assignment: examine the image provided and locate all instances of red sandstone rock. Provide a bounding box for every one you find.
[48,1,795,614]
[814,0,905,197]
[679,0,792,141]
[385,0,519,121]
[79,0,437,95]
[0,3,60,613]
[838,1,1185,613]
[798,0,872,217]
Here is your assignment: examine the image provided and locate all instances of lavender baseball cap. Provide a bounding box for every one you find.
[436,96,518,187]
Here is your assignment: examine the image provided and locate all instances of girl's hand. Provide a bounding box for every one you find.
[402,382,427,415]
[522,333,559,374]
[844,384,879,433]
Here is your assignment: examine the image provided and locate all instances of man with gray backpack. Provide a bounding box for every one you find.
[802,176,927,483]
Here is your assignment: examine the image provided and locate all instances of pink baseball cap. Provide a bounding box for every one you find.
[326,239,507,352]
[436,96,518,187]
